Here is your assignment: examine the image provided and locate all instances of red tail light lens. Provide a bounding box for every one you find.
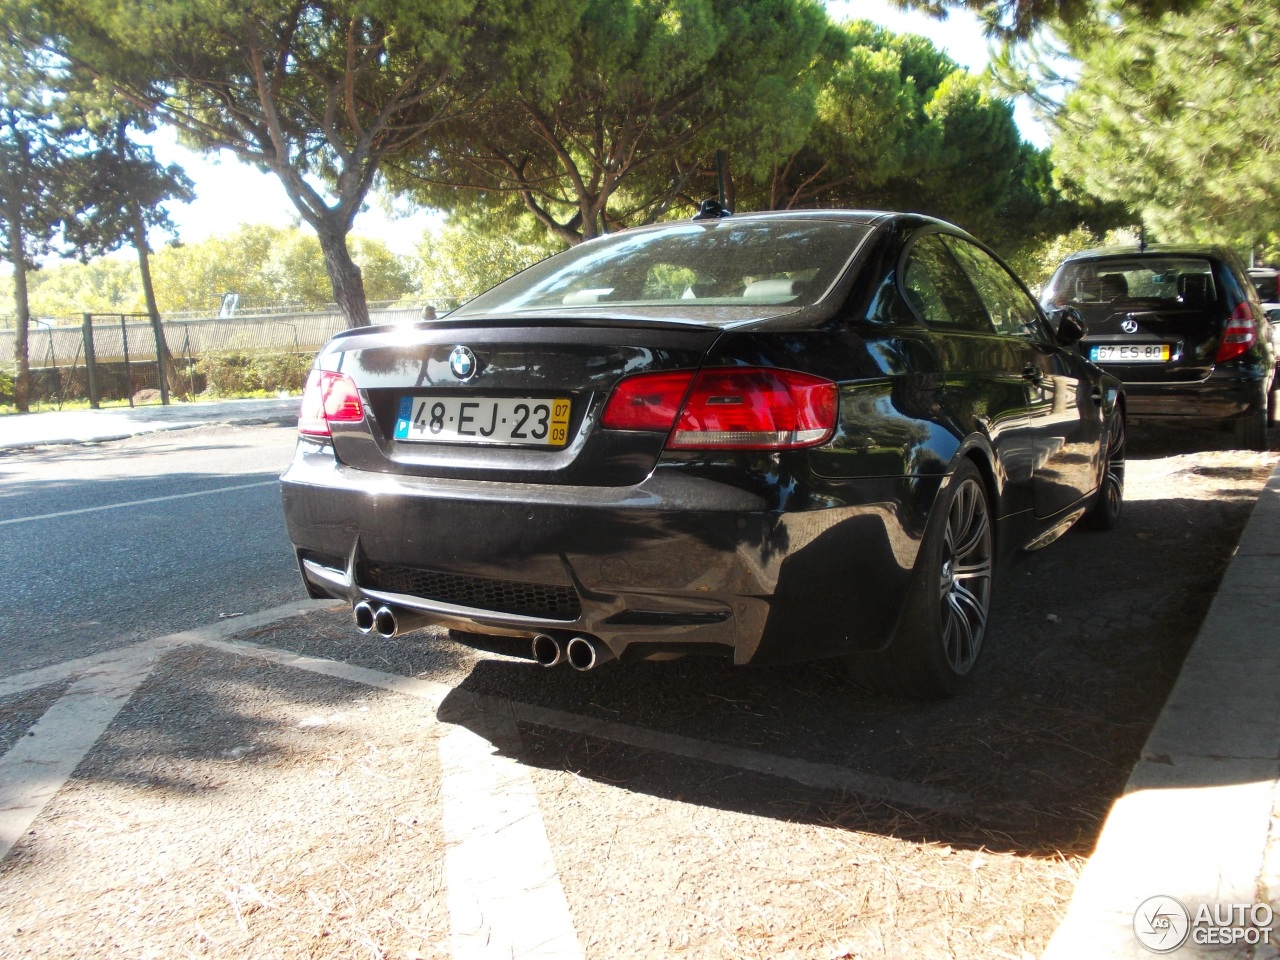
[600,371,695,430]
[298,370,364,437]
[671,369,837,449]
[1215,302,1257,363]
[601,367,837,450]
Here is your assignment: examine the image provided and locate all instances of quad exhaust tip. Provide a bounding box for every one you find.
[531,634,563,667]
[352,600,432,639]
[373,605,398,639]
[353,600,376,634]
[566,635,615,672]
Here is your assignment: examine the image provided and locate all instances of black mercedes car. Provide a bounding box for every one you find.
[1041,245,1274,449]
[281,210,1124,698]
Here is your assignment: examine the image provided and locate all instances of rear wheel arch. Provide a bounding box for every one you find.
[961,449,1001,556]
[845,455,995,699]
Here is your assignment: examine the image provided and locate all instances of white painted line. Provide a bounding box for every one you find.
[198,636,453,707]
[207,640,964,814]
[0,479,278,527]
[438,696,585,960]
[0,651,153,861]
[506,697,967,813]
[203,637,584,958]
[0,600,339,699]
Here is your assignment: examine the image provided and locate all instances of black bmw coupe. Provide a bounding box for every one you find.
[280,210,1124,698]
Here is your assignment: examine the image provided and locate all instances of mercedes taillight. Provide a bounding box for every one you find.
[1215,302,1258,363]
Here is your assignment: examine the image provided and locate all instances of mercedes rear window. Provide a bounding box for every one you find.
[453,220,873,317]
[1042,257,1218,308]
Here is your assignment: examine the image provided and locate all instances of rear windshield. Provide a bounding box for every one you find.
[1250,272,1278,301]
[453,219,873,316]
[1042,257,1218,309]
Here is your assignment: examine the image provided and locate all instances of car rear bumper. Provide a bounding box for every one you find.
[280,442,929,665]
[1117,373,1268,421]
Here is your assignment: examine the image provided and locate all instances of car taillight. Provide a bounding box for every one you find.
[601,367,837,450]
[298,370,364,437]
[1215,302,1257,363]
[600,371,695,430]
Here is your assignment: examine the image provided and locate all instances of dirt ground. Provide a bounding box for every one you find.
[0,426,1275,959]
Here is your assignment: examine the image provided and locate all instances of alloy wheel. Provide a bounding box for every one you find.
[1103,417,1125,512]
[938,477,993,675]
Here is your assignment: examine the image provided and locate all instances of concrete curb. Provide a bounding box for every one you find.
[1044,465,1280,958]
[0,398,299,452]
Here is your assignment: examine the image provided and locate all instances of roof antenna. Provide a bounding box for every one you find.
[691,198,732,221]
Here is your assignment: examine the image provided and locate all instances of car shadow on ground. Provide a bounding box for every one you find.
[427,472,1254,857]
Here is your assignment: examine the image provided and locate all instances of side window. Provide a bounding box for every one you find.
[900,234,993,333]
[944,238,1044,338]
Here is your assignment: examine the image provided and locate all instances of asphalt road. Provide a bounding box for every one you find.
[0,424,302,674]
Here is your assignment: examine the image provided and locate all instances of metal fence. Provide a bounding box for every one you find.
[0,302,446,407]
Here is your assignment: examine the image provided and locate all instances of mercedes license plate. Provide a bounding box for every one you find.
[1090,343,1171,363]
[394,396,571,447]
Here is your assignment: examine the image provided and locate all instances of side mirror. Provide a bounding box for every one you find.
[1051,307,1087,346]
[1266,308,1280,325]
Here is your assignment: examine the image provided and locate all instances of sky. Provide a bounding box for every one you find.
[142,0,1046,258]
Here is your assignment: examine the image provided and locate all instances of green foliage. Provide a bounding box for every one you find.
[400,0,835,245]
[0,255,140,316]
[150,226,415,314]
[0,225,416,317]
[737,23,1019,245]
[0,31,69,272]
[195,351,312,397]
[1004,224,1143,290]
[1256,234,1280,268]
[416,213,563,303]
[1004,225,1103,290]
[10,0,564,324]
[894,0,1199,41]
[348,238,417,304]
[58,117,192,264]
[730,18,1127,255]
[0,366,13,404]
[0,28,81,410]
[1050,0,1280,246]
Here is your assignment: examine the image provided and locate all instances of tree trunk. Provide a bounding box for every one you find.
[132,203,179,402]
[316,228,370,328]
[4,208,30,413]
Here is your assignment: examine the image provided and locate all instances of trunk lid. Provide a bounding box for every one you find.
[321,316,723,486]
[1074,301,1222,382]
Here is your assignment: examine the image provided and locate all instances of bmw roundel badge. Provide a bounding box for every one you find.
[448,345,477,381]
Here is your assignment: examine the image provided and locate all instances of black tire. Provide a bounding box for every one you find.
[1235,397,1269,451]
[1085,412,1125,531]
[845,459,994,699]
